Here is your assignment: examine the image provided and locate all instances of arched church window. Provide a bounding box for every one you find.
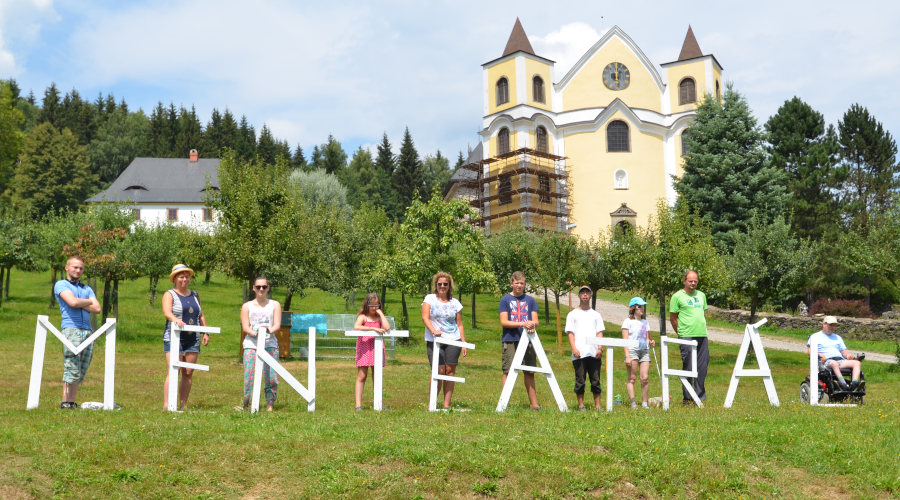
[533,76,545,103]
[535,126,548,153]
[681,129,691,156]
[498,128,510,155]
[498,175,512,205]
[496,77,509,105]
[679,78,696,105]
[607,120,629,152]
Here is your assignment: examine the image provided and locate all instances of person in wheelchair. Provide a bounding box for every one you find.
[806,316,863,391]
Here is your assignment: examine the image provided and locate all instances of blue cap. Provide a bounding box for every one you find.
[628,297,647,307]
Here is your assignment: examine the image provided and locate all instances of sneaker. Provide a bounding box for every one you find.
[59,401,76,410]
[233,405,244,411]
[355,406,363,411]
[630,401,637,409]
[577,406,586,411]
[836,378,850,391]
[849,380,860,391]
[531,406,542,411]
[642,402,650,409]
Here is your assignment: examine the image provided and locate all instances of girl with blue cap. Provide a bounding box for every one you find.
[621,297,655,408]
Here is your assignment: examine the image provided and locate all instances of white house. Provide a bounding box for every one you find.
[87,149,220,231]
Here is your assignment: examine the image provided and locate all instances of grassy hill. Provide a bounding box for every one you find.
[0,270,897,498]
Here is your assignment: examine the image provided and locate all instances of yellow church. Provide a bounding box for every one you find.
[447,19,722,239]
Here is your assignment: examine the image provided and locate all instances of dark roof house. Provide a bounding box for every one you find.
[87,151,219,204]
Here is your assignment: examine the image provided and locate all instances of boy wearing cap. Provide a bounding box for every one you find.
[54,255,101,409]
[564,285,605,410]
[807,316,863,390]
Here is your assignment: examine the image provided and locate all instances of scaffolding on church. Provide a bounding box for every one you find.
[457,147,570,235]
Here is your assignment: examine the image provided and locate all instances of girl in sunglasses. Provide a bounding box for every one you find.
[239,276,282,411]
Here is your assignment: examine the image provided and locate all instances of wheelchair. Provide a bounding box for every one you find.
[800,353,865,404]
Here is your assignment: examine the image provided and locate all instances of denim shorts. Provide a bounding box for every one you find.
[163,333,201,353]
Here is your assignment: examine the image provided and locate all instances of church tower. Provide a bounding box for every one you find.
[449,21,724,238]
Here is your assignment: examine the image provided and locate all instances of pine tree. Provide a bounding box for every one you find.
[0,82,25,193]
[175,105,203,157]
[144,102,169,157]
[202,108,224,157]
[765,97,843,239]
[674,84,788,249]
[291,144,307,171]
[9,122,97,217]
[837,103,899,228]
[89,108,150,184]
[320,134,347,175]
[256,124,278,165]
[37,83,61,129]
[59,88,98,145]
[375,133,400,218]
[220,109,239,156]
[236,115,256,160]
[423,149,451,196]
[393,127,425,216]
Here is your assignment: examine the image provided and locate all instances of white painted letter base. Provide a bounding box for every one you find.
[249,326,317,413]
[27,315,117,410]
[587,337,639,411]
[345,330,409,411]
[496,328,568,412]
[428,336,476,412]
[724,318,779,408]
[167,324,221,412]
[660,336,703,410]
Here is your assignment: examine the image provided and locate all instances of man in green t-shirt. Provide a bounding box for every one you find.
[668,269,708,404]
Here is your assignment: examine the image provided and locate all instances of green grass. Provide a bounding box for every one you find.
[0,270,898,499]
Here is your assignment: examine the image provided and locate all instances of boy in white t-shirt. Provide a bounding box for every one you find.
[564,286,605,410]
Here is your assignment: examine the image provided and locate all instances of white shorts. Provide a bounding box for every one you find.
[627,347,650,363]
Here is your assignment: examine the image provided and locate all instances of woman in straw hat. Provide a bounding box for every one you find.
[162,264,209,410]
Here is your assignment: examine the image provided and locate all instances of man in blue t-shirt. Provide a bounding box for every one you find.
[54,256,101,409]
[807,316,862,390]
[498,271,540,409]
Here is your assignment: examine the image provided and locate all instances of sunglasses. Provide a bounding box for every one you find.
[367,304,381,308]
[254,285,269,290]
[436,282,450,287]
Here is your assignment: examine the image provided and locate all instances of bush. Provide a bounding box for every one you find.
[809,298,876,319]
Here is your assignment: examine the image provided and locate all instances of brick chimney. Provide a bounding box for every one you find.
[189,149,199,162]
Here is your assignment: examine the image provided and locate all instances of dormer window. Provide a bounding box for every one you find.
[496,77,509,105]
[124,185,148,191]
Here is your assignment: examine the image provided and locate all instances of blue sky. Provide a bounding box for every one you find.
[2,0,898,158]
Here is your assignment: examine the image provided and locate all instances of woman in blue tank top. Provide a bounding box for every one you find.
[162,264,209,410]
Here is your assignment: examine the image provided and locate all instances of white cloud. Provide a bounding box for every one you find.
[531,22,602,81]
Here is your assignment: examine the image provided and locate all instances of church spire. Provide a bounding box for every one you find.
[502,17,536,57]
[677,25,703,61]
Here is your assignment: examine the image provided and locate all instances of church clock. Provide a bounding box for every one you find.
[602,62,630,90]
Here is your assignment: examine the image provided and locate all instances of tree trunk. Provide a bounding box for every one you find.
[555,293,563,355]
[380,286,387,311]
[101,277,112,323]
[749,292,758,323]
[149,276,159,307]
[591,290,597,311]
[49,268,58,308]
[112,279,119,318]
[471,292,477,329]
[543,289,550,322]
[401,292,408,328]
[204,270,211,284]
[0,268,4,307]
[284,290,293,311]
[242,281,249,303]
[658,287,666,336]
[3,266,9,299]
[864,275,872,307]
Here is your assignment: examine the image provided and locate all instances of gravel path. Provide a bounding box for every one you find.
[536,292,898,364]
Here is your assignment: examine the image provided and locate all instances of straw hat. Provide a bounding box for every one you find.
[169,263,194,282]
